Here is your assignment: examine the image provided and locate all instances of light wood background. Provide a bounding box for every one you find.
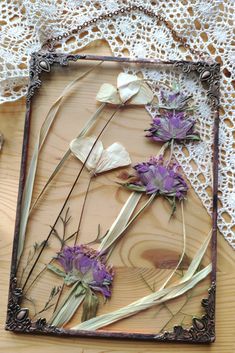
[0,42,235,352]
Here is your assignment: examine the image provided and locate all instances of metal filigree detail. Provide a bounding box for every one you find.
[27,53,220,111]
[5,277,61,334]
[27,52,82,105]
[174,61,220,109]
[27,52,54,105]
[156,282,216,343]
[6,277,216,343]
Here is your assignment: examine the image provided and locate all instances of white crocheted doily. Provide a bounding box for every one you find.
[0,1,234,247]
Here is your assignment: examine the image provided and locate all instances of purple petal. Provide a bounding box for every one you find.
[145,110,199,143]
[164,176,174,191]
[131,156,188,200]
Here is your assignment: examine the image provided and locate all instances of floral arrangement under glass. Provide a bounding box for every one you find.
[17,70,212,333]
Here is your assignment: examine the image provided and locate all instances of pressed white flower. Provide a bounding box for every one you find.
[70,136,131,174]
[96,72,154,105]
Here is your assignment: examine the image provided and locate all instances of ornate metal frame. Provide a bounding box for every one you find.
[6,53,220,343]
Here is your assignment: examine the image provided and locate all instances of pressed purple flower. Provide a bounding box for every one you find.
[124,156,188,200]
[56,245,114,298]
[160,90,194,110]
[146,111,200,143]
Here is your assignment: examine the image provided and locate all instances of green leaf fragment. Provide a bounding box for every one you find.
[47,264,66,278]
[81,292,99,322]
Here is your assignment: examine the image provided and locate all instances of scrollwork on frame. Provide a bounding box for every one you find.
[156,282,216,343]
[174,61,220,109]
[6,277,216,343]
[6,277,61,334]
[27,53,220,111]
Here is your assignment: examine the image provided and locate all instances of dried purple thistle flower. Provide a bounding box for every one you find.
[160,90,194,111]
[146,111,200,143]
[55,245,114,298]
[123,156,188,201]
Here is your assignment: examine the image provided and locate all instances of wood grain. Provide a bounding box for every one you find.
[0,42,235,352]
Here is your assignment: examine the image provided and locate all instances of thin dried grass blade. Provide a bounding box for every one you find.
[29,102,106,213]
[71,265,211,331]
[179,230,212,284]
[162,264,211,301]
[98,192,142,253]
[99,193,155,254]
[17,62,103,264]
[49,282,85,327]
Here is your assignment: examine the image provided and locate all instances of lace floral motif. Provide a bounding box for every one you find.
[0,0,234,247]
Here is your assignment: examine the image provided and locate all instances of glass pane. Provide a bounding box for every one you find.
[7,53,218,342]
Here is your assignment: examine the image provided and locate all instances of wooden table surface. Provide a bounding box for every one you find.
[0,45,235,353]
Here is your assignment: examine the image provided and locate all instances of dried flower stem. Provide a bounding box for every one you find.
[22,106,121,291]
[167,138,174,165]
[74,176,93,244]
[19,240,48,287]
[34,286,61,317]
[157,141,169,157]
[53,283,65,313]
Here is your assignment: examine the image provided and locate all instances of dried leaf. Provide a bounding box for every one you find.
[121,183,146,192]
[179,230,212,284]
[163,264,211,300]
[99,193,156,254]
[81,292,99,322]
[49,282,86,327]
[47,264,66,278]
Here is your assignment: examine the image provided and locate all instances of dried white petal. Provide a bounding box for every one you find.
[95,142,131,174]
[96,83,121,104]
[70,136,131,174]
[128,82,154,105]
[117,73,142,103]
[70,136,103,171]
